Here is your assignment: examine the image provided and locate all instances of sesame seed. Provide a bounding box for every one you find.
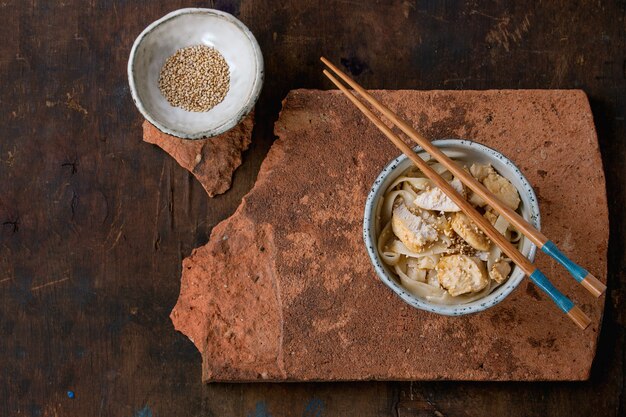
[158,45,230,112]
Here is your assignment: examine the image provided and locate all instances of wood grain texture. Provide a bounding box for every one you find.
[0,0,624,416]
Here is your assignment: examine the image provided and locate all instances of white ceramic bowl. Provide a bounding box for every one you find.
[363,139,540,316]
[128,8,263,139]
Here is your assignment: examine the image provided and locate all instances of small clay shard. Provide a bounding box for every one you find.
[142,112,253,197]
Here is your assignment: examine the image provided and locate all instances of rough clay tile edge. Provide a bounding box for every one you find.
[576,89,608,365]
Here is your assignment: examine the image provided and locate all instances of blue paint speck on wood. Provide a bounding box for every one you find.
[134,405,153,417]
[303,398,324,417]
[67,390,75,399]
[247,401,272,417]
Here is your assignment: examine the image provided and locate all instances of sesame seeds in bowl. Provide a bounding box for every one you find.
[128,8,264,139]
[158,45,230,113]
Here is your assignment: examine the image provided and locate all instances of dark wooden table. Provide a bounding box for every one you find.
[1,1,624,416]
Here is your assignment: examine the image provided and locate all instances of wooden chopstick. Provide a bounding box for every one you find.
[322,67,591,330]
[320,57,606,299]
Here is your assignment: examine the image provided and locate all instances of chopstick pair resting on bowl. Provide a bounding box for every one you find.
[320,57,605,330]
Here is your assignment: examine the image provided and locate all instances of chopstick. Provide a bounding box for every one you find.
[321,66,591,330]
[320,57,606,299]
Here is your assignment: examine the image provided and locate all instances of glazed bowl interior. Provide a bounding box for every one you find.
[128,8,263,139]
[363,139,540,316]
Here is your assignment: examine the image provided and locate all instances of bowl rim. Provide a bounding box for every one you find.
[363,138,541,316]
[127,8,264,140]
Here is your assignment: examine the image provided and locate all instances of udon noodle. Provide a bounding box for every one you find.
[376,160,523,305]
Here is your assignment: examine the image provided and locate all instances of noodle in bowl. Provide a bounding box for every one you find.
[363,139,540,316]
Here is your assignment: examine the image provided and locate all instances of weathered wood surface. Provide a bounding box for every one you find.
[0,1,624,416]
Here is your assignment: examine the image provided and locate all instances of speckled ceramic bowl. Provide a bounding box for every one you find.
[363,139,540,316]
[128,8,263,139]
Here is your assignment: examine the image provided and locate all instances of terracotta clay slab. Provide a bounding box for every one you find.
[143,112,253,197]
[170,90,608,382]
